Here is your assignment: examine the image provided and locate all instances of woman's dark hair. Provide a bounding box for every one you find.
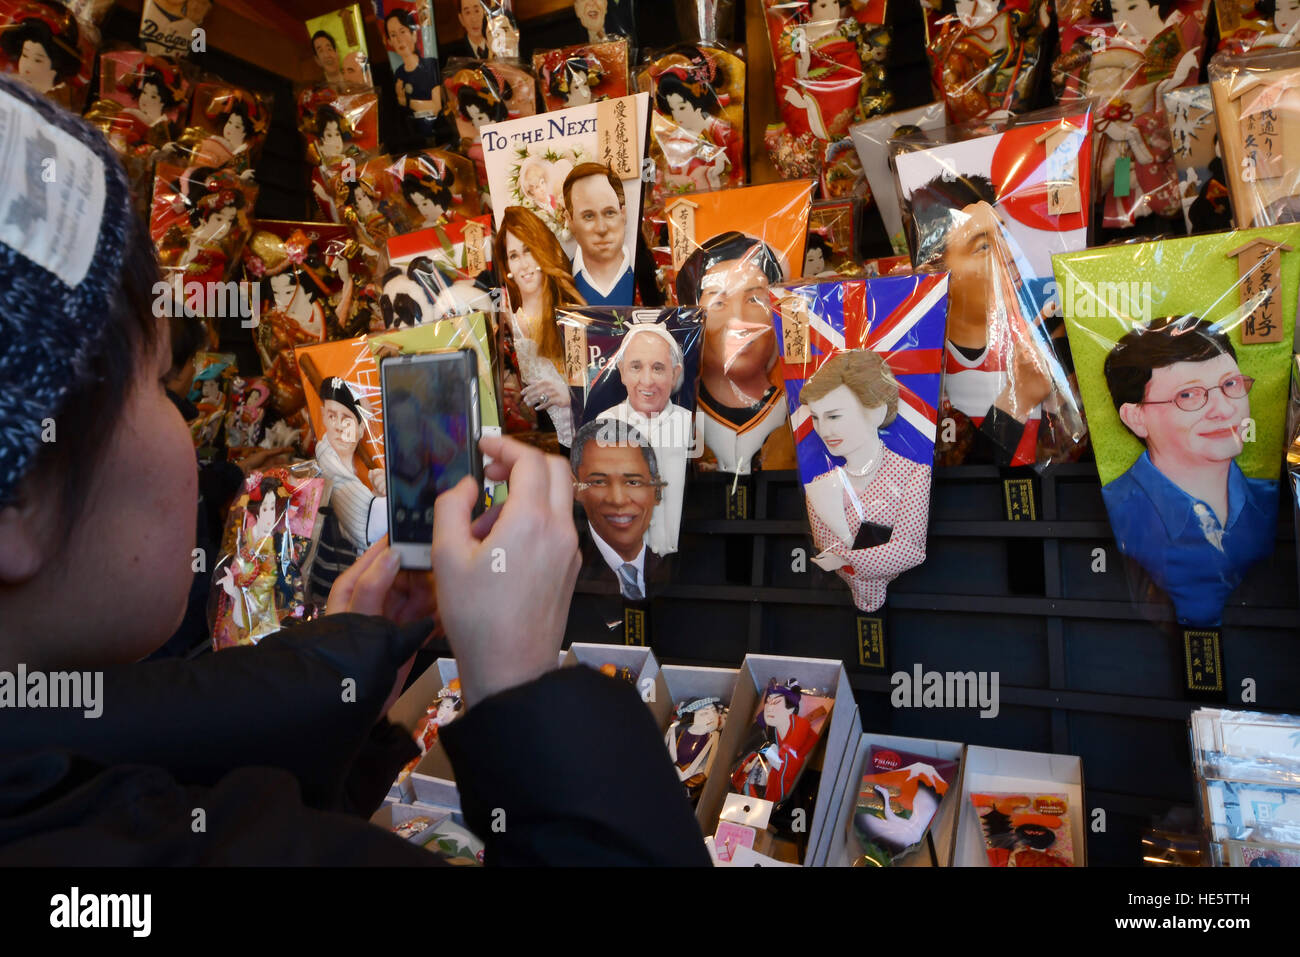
[24,212,160,539]
[675,231,784,305]
[1,15,81,84]
[314,104,348,141]
[401,173,451,215]
[262,266,327,308]
[384,9,419,35]
[805,233,834,260]
[1103,316,1236,413]
[456,73,511,122]
[311,29,338,52]
[167,312,208,374]
[654,70,720,117]
[130,66,177,112]
[901,172,998,267]
[548,56,592,99]
[215,98,253,139]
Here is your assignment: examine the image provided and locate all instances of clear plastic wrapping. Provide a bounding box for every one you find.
[761,0,893,181]
[83,49,192,218]
[305,3,372,91]
[1163,83,1234,233]
[850,102,948,255]
[244,221,384,425]
[561,305,703,569]
[481,93,650,308]
[774,275,948,611]
[164,81,271,182]
[209,466,327,650]
[662,181,816,474]
[1052,0,1209,230]
[533,39,630,112]
[1054,225,1300,627]
[892,105,1092,468]
[442,58,538,184]
[0,0,101,111]
[807,198,864,277]
[296,84,380,222]
[638,43,746,211]
[1213,0,1300,54]
[920,0,1049,124]
[139,0,210,58]
[1209,46,1300,228]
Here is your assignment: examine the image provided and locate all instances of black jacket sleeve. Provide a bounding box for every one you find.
[440,666,711,866]
[0,614,431,812]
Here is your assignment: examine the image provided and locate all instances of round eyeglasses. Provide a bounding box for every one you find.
[1141,375,1254,412]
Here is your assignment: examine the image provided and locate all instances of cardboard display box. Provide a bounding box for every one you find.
[697,654,860,866]
[659,664,742,825]
[953,745,1088,867]
[563,643,673,728]
[824,733,965,867]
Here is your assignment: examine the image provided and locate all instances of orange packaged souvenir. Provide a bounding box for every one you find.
[921,0,1051,124]
[0,0,97,111]
[533,39,629,112]
[1052,0,1210,229]
[971,792,1076,866]
[761,0,893,181]
[663,180,815,474]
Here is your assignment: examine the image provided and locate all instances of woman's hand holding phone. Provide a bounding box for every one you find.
[432,435,581,708]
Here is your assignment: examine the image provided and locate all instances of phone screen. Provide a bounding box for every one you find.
[383,351,478,547]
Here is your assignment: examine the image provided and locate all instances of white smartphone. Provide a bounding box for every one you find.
[380,349,483,570]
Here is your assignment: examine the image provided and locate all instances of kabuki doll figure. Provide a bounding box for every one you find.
[184,86,268,182]
[666,696,725,804]
[414,681,464,752]
[453,65,513,178]
[336,165,402,270]
[248,229,355,418]
[1219,0,1300,52]
[764,0,893,177]
[0,0,88,108]
[729,679,830,807]
[397,155,455,231]
[153,166,253,302]
[303,97,372,222]
[215,476,296,647]
[653,69,739,194]
[545,49,605,109]
[1052,0,1207,228]
[85,53,189,215]
[921,0,1051,123]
